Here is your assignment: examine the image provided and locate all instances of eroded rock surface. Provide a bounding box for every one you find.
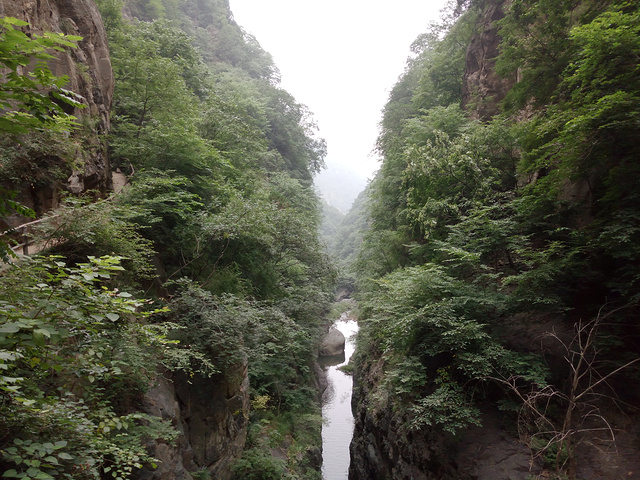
[142,360,250,480]
[0,0,114,221]
[461,0,513,120]
[348,354,540,480]
[320,328,346,357]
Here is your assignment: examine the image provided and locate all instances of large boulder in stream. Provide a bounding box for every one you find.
[320,328,346,356]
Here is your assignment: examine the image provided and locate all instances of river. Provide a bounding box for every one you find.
[319,313,358,480]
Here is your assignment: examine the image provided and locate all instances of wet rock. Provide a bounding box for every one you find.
[320,328,346,357]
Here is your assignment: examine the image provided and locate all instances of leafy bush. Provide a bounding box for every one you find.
[31,196,155,285]
[0,17,83,134]
[358,261,547,433]
[232,448,285,480]
[0,255,176,479]
[168,280,322,413]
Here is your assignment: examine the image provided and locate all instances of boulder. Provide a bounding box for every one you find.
[320,328,345,357]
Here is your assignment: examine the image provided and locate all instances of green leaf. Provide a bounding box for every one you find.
[3,17,29,26]
[34,328,51,338]
[32,331,45,347]
[0,324,21,333]
[33,472,54,480]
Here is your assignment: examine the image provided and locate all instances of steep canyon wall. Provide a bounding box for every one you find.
[461,0,513,120]
[0,3,251,478]
[0,0,113,221]
[142,363,250,480]
[348,1,537,478]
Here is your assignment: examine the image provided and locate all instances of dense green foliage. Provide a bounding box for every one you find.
[5,0,639,477]
[0,17,83,134]
[2,1,333,479]
[323,188,369,285]
[99,0,333,332]
[0,255,179,480]
[352,1,640,475]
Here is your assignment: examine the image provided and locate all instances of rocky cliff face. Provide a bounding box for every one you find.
[0,0,113,219]
[348,355,461,480]
[461,0,513,120]
[142,361,251,480]
[348,354,537,480]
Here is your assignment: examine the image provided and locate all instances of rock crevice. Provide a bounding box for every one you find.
[142,361,251,480]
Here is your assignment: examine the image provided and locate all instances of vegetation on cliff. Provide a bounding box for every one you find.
[350,0,640,477]
[3,0,640,478]
[1,1,333,479]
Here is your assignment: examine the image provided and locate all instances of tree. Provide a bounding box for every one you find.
[0,256,177,480]
[0,17,83,134]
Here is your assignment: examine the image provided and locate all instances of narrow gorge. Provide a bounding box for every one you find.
[1,0,640,479]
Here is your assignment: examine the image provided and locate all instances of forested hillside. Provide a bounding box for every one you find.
[1,1,333,479]
[349,0,640,478]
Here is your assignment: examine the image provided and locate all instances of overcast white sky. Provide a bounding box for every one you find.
[228,0,450,180]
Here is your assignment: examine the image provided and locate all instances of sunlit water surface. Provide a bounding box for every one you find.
[319,314,358,480]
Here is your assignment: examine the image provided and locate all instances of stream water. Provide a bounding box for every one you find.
[319,313,358,480]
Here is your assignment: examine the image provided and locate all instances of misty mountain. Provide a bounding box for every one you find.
[314,162,369,213]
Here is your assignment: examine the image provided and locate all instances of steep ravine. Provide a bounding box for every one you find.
[7,1,639,479]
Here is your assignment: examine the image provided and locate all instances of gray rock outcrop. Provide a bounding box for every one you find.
[142,360,250,480]
[461,0,514,120]
[320,328,346,357]
[348,354,540,480]
[0,0,114,220]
